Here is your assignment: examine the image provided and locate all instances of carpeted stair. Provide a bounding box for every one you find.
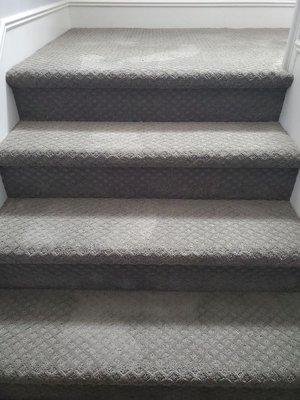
[0,198,299,291]
[0,28,299,399]
[6,28,293,122]
[0,290,299,399]
[0,121,299,199]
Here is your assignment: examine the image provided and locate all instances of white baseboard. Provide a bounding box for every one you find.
[69,1,296,28]
[0,1,70,141]
[0,0,71,206]
[291,171,300,216]
[283,0,300,69]
[0,176,7,208]
[280,38,300,216]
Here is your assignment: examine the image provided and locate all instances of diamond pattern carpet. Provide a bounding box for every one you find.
[1,121,299,199]
[7,29,292,89]
[0,27,299,399]
[7,29,292,121]
[0,198,299,292]
[0,290,299,395]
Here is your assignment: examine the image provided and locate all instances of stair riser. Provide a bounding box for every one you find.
[2,167,297,199]
[13,88,286,122]
[0,385,299,400]
[1,264,299,291]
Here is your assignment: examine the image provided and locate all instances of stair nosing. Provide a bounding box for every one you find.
[1,121,299,169]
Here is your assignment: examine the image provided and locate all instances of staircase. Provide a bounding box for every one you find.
[0,28,299,399]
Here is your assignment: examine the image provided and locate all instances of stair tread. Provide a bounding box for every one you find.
[0,289,299,387]
[0,198,299,266]
[1,121,299,168]
[6,28,292,90]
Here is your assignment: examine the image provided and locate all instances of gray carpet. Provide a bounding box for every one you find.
[1,28,300,399]
[7,29,292,121]
[6,29,292,89]
[12,86,288,122]
[1,385,299,400]
[1,121,299,168]
[1,121,298,199]
[0,199,299,290]
[0,198,299,267]
[0,290,299,397]
[2,166,298,199]
[1,264,299,291]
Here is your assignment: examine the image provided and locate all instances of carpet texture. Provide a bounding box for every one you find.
[0,198,299,291]
[1,28,300,399]
[0,198,299,267]
[1,264,299,291]
[1,121,299,199]
[12,87,288,122]
[6,29,292,89]
[0,290,299,396]
[2,166,298,199]
[1,121,299,168]
[7,29,292,122]
[1,385,299,400]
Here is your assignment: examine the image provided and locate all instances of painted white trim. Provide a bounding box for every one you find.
[0,1,294,32]
[2,1,68,31]
[0,3,68,65]
[69,1,296,7]
[0,0,71,207]
[0,1,70,67]
[0,21,5,56]
[283,0,300,70]
[291,172,300,216]
[69,0,295,28]
[0,0,71,138]
[0,176,7,208]
[0,20,9,206]
[279,1,300,215]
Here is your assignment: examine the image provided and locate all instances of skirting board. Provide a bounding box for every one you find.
[281,40,300,216]
[0,1,71,206]
[69,1,296,28]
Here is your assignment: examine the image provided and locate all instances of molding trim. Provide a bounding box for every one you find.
[69,1,296,7]
[0,0,70,134]
[0,2,68,62]
[1,1,68,31]
[0,1,294,31]
[0,176,7,209]
[283,0,300,70]
[0,1,71,208]
[0,21,5,62]
[291,172,300,217]
[69,0,296,28]
[0,0,295,59]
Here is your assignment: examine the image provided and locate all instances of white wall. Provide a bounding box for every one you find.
[70,1,296,29]
[0,0,60,18]
[0,1,71,206]
[280,43,300,217]
[280,1,300,216]
[281,49,300,150]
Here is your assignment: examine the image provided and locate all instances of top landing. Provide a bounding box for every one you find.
[6,28,293,90]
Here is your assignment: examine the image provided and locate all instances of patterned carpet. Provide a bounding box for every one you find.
[0,28,299,399]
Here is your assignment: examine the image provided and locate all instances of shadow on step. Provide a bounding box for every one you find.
[0,290,298,326]
[0,384,299,400]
